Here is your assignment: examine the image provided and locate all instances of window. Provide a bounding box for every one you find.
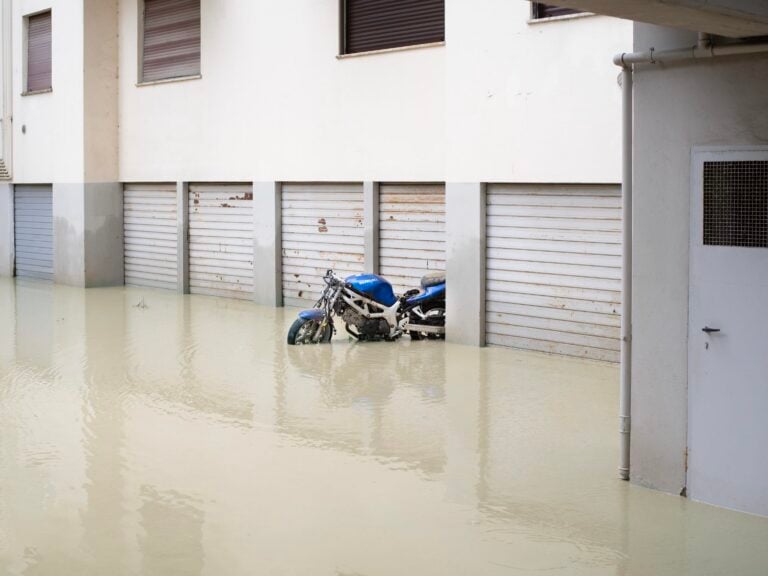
[341,0,444,55]
[703,161,768,248]
[26,11,52,93]
[141,0,200,83]
[531,3,583,19]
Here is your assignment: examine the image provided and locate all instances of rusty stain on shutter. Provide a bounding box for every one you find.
[189,184,254,300]
[281,183,365,308]
[27,11,52,92]
[379,184,445,295]
[143,0,200,82]
[344,0,444,54]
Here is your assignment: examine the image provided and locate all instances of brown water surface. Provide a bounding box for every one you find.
[1,278,767,575]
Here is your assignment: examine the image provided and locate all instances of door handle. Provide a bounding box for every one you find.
[702,326,721,334]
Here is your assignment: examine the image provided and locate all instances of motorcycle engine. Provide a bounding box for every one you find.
[341,308,390,340]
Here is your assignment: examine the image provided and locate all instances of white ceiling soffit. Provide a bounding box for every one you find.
[545,0,768,37]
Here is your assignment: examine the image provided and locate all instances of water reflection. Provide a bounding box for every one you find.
[278,341,447,474]
[0,278,767,576]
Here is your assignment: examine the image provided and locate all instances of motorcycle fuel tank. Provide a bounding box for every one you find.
[345,274,397,307]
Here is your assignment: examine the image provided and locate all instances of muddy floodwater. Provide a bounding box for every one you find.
[1,278,767,575]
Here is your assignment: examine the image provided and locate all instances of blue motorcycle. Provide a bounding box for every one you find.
[287,269,446,345]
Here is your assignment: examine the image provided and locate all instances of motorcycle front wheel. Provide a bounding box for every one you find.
[287,317,333,345]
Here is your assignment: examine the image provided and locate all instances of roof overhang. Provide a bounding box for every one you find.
[543,1,768,37]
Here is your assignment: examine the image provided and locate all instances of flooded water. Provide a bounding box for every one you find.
[1,278,767,576]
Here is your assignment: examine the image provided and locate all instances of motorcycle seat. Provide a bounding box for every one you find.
[421,272,446,288]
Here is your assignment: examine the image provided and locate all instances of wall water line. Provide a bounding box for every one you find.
[613,37,768,482]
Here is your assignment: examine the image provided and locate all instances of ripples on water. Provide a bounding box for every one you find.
[0,279,767,576]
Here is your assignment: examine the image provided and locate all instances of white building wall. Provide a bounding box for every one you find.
[446,1,631,183]
[13,0,84,184]
[117,0,630,184]
[630,23,768,493]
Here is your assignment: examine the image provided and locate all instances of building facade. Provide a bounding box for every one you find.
[543,0,768,517]
[0,0,632,362]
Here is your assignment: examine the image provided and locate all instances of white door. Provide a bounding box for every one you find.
[281,183,364,308]
[688,149,768,517]
[379,183,445,295]
[123,183,178,290]
[486,184,622,362]
[189,184,254,300]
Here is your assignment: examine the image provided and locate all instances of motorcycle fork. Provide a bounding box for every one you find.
[312,315,333,342]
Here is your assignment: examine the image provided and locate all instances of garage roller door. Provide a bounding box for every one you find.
[379,184,445,294]
[486,185,622,363]
[189,184,254,300]
[14,185,53,281]
[282,183,364,308]
[123,183,178,290]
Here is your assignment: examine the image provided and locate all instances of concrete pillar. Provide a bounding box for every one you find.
[54,183,124,288]
[0,182,12,277]
[253,181,282,307]
[84,183,123,287]
[177,181,189,293]
[445,182,486,347]
[54,183,86,287]
[363,181,379,274]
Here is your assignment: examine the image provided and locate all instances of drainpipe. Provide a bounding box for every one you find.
[618,66,632,481]
[613,37,768,482]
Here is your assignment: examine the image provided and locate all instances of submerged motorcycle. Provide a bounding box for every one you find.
[287,270,446,345]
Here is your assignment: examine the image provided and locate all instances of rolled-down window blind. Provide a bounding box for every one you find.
[532,3,582,19]
[344,0,445,55]
[142,0,200,82]
[27,11,52,92]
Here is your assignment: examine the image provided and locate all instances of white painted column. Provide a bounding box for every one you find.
[176,181,189,293]
[363,181,379,275]
[54,183,86,287]
[253,181,282,307]
[83,183,124,287]
[445,182,486,346]
[0,182,12,277]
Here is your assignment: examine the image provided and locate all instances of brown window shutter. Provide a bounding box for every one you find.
[532,3,582,19]
[27,11,52,92]
[142,0,200,82]
[344,0,445,55]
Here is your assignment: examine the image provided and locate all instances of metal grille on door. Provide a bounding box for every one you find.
[123,183,178,290]
[379,184,445,294]
[189,184,254,300]
[281,183,365,308]
[486,185,622,362]
[14,185,53,281]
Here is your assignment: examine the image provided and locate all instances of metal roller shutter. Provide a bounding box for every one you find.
[27,11,52,93]
[379,184,445,294]
[14,185,53,281]
[343,0,445,54]
[189,184,254,300]
[486,185,622,363]
[141,0,201,83]
[282,183,365,308]
[124,183,178,290]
